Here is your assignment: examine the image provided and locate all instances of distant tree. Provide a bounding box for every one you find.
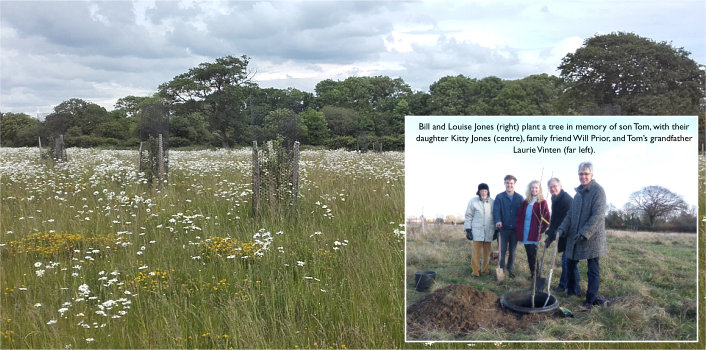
[428,75,476,115]
[389,99,410,135]
[159,55,255,147]
[0,112,39,147]
[428,75,507,115]
[169,112,212,146]
[137,102,170,143]
[246,87,314,132]
[315,76,412,139]
[559,32,706,115]
[264,108,306,147]
[628,185,688,229]
[41,98,109,138]
[665,205,697,232]
[604,203,627,230]
[490,74,564,115]
[114,95,154,118]
[299,108,329,146]
[321,106,358,137]
[406,91,433,116]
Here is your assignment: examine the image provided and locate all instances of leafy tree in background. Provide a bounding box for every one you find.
[159,55,255,147]
[114,95,154,119]
[299,108,329,146]
[169,112,212,147]
[0,112,39,147]
[490,74,564,115]
[41,98,109,137]
[315,76,412,139]
[559,32,706,115]
[264,108,306,148]
[246,87,314,135]
[320,106,358,137]
[428,75,475,115]
[428,75,507,115]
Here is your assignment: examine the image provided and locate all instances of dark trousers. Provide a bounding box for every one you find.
[557,252,581,294]
[567,257,600,304]
[523,243,538,278]
[499,229,517,272]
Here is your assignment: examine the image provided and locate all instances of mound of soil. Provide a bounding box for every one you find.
[407,284,553,337]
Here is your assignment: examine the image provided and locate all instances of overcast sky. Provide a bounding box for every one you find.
[1,0,705,115]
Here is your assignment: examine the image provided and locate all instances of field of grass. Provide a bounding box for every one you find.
[0,147,405,349]
[406,155,705,345]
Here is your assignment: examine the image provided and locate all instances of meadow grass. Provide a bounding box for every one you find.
[0,147,405,349]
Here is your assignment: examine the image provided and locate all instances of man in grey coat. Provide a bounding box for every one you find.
[556,162,607,308]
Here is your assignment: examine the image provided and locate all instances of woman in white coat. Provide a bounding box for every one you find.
[464,183,496,279]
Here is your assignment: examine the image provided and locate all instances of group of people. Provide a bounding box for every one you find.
[463,162,607,308]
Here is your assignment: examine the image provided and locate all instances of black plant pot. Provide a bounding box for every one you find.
[414,270,437,292]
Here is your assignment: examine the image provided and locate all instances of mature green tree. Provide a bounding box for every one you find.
[114,95,154,118]
[93,115,133,141]
[428,75,474,115]
[159,55,255,147]
[389,99,410,135]
[41,98,109,138]
[428,75,506,115]
[406,91,433,116]
[315,76,412,137]
[559,32,706,115]
[321,106,358,137]
[264,108,306,147]
[0,112,39,147]
[137,102,170,143]
[299,108,329,146]
[169,112,212,147]
[489,74,563,115]
[246,87,314,130]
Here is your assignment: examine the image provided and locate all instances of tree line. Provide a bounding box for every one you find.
[2,32,705,151]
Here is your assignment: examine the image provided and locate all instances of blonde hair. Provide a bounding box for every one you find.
[525,180,544,203]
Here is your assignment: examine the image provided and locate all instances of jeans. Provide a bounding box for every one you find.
[558,252,581,294]
[499,229,517,272]
[567,257,600,304]
[523,244,538,278]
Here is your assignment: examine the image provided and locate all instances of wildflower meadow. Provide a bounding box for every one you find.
[0,147,405,349]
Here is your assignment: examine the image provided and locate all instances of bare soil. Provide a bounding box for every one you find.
[407,284,554,338]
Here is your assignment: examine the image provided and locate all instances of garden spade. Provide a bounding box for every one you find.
[534,241,549,292]
[496,235,504,283]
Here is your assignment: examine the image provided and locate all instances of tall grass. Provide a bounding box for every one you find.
[0,147,405,349]
[407,225,699,342]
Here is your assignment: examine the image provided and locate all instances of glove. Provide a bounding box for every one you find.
[493,230,498,241]
[465,229,473,240]
[545,230,556,245]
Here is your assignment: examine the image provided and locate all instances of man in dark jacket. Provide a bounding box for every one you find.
[556,162,607,308]
[493,174,524,278]
[544,177,580,294]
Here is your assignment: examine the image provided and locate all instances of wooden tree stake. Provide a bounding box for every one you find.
[291,141,300,206]
[252,141,261,217]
